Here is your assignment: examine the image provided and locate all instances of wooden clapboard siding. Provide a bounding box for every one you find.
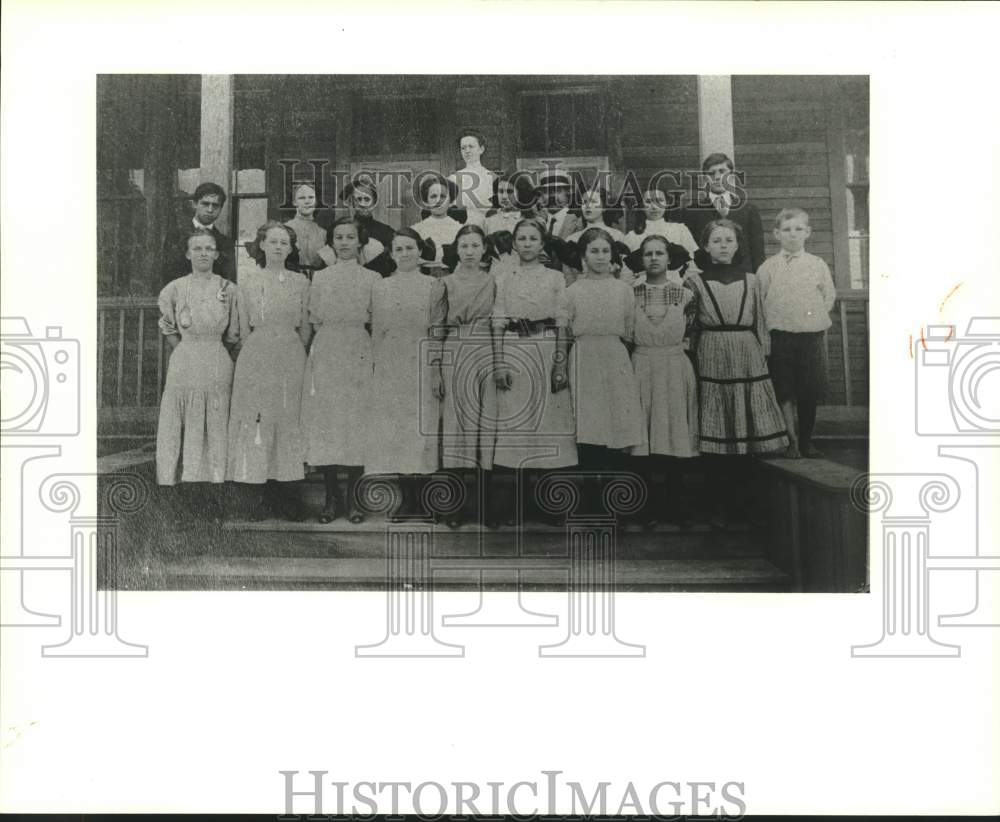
[824,293,869,406]
[618,76,700,182]
[733,77,836,268]
[453,77,506,172]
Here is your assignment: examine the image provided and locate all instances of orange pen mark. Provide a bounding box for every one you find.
[919,327,928,351]
[945,326,955,341]
[908,334,914,359]
[938,282,963,315]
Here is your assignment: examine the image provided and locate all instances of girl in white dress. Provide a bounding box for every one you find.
[565,227,645,512]
[624,188,699,272]
[365,228,448,520]
[410,174,463,273]
[155,230,239,523]
[492,218,578,524]
[630,235,699,527]
[301,217,381,523]
[227,222,312,519]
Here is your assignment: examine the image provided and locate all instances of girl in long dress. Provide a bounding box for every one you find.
[565,227,645,513]
[436,224,499,528]
[226,221,312,520]
[687,219,789,524]
[630,236,700,527]
[492,218,578,525]
[301,216,381,523]
[155,230,240,519]
[365,228,448,520]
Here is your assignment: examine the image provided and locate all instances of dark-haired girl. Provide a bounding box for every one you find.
[624,188,698,264]
[565,227,644,511]
[559,188,633,285]
[301,217,381,523]
[365,228,447,519]
[226,222,311,519]
[630,235,699,526]
[491,218,578,524]
[411,174,463,272]
[435,224,500,527]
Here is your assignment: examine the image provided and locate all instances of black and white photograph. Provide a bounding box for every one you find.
[3,3,998,818]
[95,73,870,593]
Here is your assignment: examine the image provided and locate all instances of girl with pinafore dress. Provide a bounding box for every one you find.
[565,227,645,513]
[492,218,578,525]
[687,218,788,524]
[630,236,700,527]
[301,216,381,523]
[156,229,240,518]
[226,221,312,520]
[434,224,500,528]
[365,228,448,520]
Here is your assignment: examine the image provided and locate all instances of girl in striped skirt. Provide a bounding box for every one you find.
[687,219,788,523]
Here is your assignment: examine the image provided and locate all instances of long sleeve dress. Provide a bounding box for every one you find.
[565,275,645,450]
[687,259,789,455]
[439,268,498,470]
[365,271,448,475]
[226,267,311,482]
[301,259,381,467]
[491,262,578,469]
[630,274,699,457]
[155,274,239,485]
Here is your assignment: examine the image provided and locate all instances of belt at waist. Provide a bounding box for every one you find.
[633,344,687,357]
[702,324,753,333]
[507,317,557,336]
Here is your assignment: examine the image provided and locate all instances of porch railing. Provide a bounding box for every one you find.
[97,289,870,429]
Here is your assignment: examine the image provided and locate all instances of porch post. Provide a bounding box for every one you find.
[200,75,235,228]
[696,75,735,162]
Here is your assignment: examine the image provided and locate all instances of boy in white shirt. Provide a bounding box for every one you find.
[757,208,837,458]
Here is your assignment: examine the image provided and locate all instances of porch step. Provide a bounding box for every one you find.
[215,518,762,560]
[131,554,790,592]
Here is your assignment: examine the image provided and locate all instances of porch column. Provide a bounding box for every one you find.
[200,75,234,227]
[696,75,735,162]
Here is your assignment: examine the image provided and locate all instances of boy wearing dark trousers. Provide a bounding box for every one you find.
[757,207,836,458]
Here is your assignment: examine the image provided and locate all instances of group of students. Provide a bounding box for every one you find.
[156,145,836,527]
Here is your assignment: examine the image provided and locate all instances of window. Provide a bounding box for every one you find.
[97,74,201,296]
[518,88,606,155]
[353,96,439,156]
[842,82,869,289]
